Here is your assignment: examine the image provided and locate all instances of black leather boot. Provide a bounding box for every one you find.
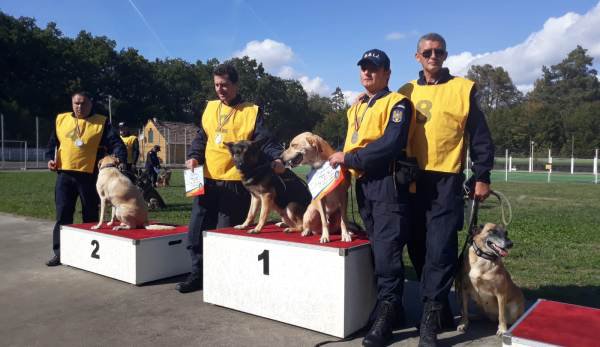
[440,297,456,331]
[362,301,400,347]
[418,300,443,347]
[175,272,202,293]
[45,255,61,267]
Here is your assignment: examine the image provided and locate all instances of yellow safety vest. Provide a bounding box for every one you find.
[202,100,259,180]
[343,92,409,177]
[55,112,106,174]
[120,135,137,164]
[399,77,473,173]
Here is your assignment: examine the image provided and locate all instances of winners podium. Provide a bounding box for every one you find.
[203,224,376,338]
[61,223,191,285]
[503,299,600,347]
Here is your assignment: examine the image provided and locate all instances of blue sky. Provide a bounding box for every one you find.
[3,0,600,101]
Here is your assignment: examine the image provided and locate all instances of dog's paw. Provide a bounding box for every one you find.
[283,227,296,233]
[107,221,114,226]
[496,326,507,337]
[247,229,260,234]
[275,222,287,228]
[234,224,247,230]
[319,235,330,243]
[91,224,101,230]
[457,321,469,333]
[341,233,352,242]
[301,229,312,237]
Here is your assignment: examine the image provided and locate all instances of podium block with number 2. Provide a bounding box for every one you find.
[203,224,376,338]
[60,223,191,285]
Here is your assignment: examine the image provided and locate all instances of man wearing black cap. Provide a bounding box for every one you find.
[399,33,494,347]
[145,144,161,187]
[118,122,139,172]
[329,49,416,347]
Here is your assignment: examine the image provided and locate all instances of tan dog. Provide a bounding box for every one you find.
[281,132,352,243]
[456,223,525,336]
[92,156,174,231]
[157,168,171,187]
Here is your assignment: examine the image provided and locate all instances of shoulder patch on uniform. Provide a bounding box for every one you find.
[391,107,404,123]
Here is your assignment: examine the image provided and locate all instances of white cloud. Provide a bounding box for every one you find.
[342,90,363,105]
[234,39,331,96]
[445,2,600,89]
[233,39,294,70]
[385,30,418,41]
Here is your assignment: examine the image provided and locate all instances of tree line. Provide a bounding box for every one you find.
[1,11,599,156]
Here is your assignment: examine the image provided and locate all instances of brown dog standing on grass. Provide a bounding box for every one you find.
[92,155,174,231]
[281,132,353,243]
[455,222,525,336]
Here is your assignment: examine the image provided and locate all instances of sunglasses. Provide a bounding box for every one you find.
[420,48,446,58]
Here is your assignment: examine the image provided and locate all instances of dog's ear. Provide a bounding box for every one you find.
[306,135,323,153]
[472,224,484,235]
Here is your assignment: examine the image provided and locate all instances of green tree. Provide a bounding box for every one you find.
[466,64,522,113]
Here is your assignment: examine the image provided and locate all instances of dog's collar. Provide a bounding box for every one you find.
[471,241,499,261]
[100,163,118,170]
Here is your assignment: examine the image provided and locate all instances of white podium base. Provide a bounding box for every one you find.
[61,223,191,285]
[203,225,376,338]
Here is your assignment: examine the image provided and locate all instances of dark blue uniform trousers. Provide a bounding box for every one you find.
[187,179,250,277]
[53,171,100,256]
[356,179,410,307]
[411,172,465,302]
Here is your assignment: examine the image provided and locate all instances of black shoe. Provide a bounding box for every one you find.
[176,273,202,293]
[362,301,399,347]
[45,255,61,267]
[418,300,443,347]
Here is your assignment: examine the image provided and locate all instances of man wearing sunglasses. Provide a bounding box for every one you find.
[329,49,415,347]
[399,33,494,347]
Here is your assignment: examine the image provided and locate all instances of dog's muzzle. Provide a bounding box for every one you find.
[286,153,304,167]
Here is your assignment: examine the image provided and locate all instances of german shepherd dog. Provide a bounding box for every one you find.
[281,132,353,243]
[225,140,311,234]
[455,223,525,336]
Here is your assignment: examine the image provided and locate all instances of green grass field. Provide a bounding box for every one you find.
[1,169,598,307]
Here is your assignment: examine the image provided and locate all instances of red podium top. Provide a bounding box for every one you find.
[207,224,370,249]
[511,299,600,347]
[68,223,188,240]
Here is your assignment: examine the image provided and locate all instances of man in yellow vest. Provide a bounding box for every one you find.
[118,122,139,172]
[45,91,127,267]
[399,33,494,347]
[329,49,415,347]
[177,63,285,293]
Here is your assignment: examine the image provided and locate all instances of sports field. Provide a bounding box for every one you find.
[0,169,598,308]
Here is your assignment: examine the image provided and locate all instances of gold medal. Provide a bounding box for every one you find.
[215,133,223,145]
[351,131,359,144]
[75,138,84,147]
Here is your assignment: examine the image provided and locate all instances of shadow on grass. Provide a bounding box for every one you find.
[524,285,600,308]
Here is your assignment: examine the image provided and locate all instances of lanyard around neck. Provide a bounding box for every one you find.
[216,102,237,132]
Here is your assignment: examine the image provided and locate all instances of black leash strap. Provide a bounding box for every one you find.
[457,198,479,266]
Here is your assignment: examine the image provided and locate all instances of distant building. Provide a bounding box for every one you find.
[140,118,199,165]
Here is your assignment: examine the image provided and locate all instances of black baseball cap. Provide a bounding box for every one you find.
[357,49,390,70]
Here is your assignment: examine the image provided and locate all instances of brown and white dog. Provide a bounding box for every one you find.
[92,155,174,231]
[156,167,172,187]
[281,132,352,243]
[456,223,525,336]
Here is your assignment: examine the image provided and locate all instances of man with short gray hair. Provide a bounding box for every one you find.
[399,33,494,347]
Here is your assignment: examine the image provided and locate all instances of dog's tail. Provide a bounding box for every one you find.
[145,224,176,230]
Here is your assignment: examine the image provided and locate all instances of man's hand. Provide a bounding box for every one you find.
[47,160,57,171]
[474,181,491,202]
[328,152,345,168]
[186,158,199,172]
[271,159,285,174]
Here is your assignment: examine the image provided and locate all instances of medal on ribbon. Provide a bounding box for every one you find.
[215,133,223,145]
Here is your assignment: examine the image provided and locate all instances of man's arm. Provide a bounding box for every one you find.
[186,128,207,169]
[45,125,59,171]
[252,111,283,161]
[342,99,412,172]
[132,138,140,164]
[101,121,128,164]
[466,87,495,200]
